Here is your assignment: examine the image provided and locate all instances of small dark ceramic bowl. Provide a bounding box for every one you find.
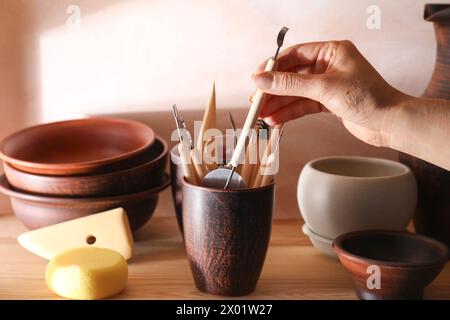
[0,174,170,232]
[0,118,155,176]
[333,230,448,300]
[4,137,168,197]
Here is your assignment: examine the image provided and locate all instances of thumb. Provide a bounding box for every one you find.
[253,71,327,102]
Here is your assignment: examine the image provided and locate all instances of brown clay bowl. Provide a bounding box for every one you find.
[3,136,168,197]
[333,230,448,300]
[0,174,169,232]
[0,118,155,176]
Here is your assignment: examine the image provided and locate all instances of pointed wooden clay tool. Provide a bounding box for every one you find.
[197,82,217,153]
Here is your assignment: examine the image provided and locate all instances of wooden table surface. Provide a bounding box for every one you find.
[1,212,450,300]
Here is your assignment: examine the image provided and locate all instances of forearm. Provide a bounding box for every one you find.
[386,96,450,170]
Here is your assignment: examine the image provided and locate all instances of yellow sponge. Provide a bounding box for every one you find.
[46,247,128,300]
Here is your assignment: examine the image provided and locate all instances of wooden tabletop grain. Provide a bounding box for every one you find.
[1,210,449,300]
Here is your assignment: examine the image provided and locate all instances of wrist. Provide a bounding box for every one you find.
[379,93,415,149]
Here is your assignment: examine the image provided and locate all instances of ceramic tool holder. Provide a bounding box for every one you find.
[182,179,275,296]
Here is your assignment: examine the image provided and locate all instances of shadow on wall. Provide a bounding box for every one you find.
[0,1,38,214]
[0,2,36,139]
[93,108,399,219]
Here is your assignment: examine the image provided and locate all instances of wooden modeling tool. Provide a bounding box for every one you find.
[252,124,284,188]
[190,148,208,180]
[197,82,216,152]
[239,123,258,184]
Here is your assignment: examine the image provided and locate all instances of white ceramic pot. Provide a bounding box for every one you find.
[298,156,417,239]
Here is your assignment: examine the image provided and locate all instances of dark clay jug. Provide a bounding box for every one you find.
[400,4,450,247]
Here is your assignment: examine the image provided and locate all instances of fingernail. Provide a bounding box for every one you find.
[253,72,273,90]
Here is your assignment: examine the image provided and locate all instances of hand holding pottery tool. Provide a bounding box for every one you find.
[172,29,289,189]
[203,27,289,189]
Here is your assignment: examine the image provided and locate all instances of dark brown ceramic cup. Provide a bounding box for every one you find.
[182,179,275,296]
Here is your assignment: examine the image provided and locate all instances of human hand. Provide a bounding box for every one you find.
[252,40,407,147]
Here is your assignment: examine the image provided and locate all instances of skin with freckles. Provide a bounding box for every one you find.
[251,40,450,171]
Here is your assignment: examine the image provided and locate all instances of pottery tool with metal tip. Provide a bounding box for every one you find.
[202,133,246,189]
[181,117,193,149]
[214,26,289,189]
[172,105,198,184]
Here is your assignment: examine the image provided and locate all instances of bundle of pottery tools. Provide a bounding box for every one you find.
[172,27,288,189]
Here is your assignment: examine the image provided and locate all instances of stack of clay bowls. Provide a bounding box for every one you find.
[0,118,169,232]
[298,156,418,258]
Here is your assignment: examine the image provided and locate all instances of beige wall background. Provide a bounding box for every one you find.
[0,0,447,217]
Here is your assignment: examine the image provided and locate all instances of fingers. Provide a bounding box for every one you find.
[254,58,272,75]
[248,91,273,108]
[259,95,302,117]
[253,71,327,102]
[262,99,322,125]
[254,41,337,73]
[249,65,317,102]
